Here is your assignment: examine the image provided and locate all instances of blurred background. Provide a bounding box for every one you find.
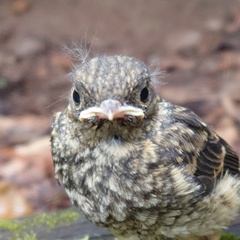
[0,0,240,220]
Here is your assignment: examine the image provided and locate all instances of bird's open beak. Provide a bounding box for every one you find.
[79,99,144,122]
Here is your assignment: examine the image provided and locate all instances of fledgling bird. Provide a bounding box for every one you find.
[51,55,240,240]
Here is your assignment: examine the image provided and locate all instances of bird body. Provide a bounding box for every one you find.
[51,55,240,240]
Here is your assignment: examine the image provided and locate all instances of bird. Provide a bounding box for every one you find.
[51,55,240,240]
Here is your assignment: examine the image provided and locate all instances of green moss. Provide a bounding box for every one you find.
[0,77,7,89]
[12,232,37,240]
[29,211,79,229]
[221,233,240,240]
[0,219,22,233]
[0,210,80,240]
[78,236,89,240]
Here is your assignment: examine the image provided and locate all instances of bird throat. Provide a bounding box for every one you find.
[94,119,140,144]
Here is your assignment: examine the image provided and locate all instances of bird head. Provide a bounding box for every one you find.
[67,55,160,141]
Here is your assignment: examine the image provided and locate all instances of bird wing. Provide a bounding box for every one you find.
[170,106,240,178]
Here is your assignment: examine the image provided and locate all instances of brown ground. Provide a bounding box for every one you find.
[0,0,239,219]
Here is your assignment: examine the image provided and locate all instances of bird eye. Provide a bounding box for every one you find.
[140,87,149,103]
[73,90,80,105]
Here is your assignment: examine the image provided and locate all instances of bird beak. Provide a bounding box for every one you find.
[79,99,144,122]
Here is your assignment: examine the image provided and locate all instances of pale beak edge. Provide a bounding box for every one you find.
[79,105,144,122]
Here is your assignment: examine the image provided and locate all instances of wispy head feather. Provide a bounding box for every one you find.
[61,39,94,64]
[148,55,167,88]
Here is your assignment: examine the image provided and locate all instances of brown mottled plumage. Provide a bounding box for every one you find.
[51,55,240,240]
